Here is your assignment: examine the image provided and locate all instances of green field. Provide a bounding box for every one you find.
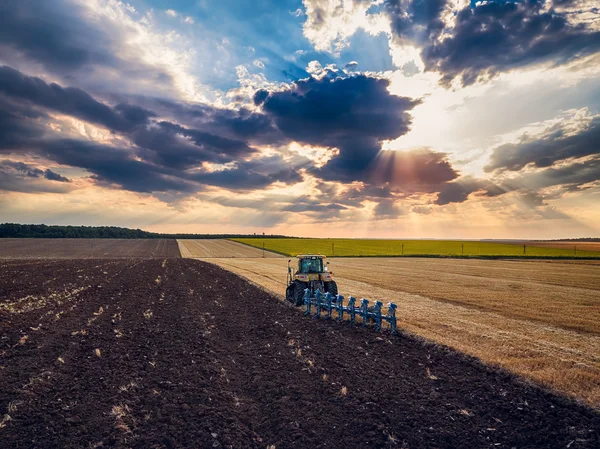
[232,238,600,258]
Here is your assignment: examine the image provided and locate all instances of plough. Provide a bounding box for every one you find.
[303,289,397,334]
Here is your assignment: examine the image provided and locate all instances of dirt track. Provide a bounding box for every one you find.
[1,258,599,448]
[178,239,283,258]
[0,239,180,258]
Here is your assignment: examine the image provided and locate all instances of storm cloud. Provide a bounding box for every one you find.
[385,0,600,85]
[0,66,155,133]
[0,66,300,194]
[255,74,422,183]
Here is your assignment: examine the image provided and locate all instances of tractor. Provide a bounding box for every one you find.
[286,254,338,306]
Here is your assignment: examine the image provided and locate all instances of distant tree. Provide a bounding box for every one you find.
[0,223,293,239]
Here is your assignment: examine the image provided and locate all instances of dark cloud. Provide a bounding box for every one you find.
[515,156,600,192]
[0,94,47,149]
[369,149,458,190]
[485,116,600,172]
[41,139,196,194]
[435,177,504,205]
[129,121,257,171]
[282,200,347,213]
[0,159,73,193]
[3,160,71,182]
[0,0,115,72]
[190,155,303,190]
[257,74,421,183]
[385,0,600,85]
[0,66,302,194]
[123,96,281,145]
[0,66,154,132]
[0,0,174,95]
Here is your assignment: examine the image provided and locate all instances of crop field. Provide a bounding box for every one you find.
[207,257,600,408]
[177,239,283,258]
[1,258,599,448]
[0,238,180,259]
[233,238,600,258]
[517,241,600,252]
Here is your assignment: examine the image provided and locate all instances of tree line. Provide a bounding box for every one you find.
[0,223,289,239]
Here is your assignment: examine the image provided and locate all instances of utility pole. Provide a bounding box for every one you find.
[523,245,526,255]
[461,243,464,256]
[401,243,404,255]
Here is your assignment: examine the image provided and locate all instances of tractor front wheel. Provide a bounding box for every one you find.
[325,280,338,297]
[293,280,307,306]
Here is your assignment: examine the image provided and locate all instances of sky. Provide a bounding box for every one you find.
[0,0,599,238]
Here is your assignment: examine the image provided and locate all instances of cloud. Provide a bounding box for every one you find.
[165,9,178,18]
[0,0,206,101]
[2,160,71,182]
[0,66,301,195]
[256,74,422,183]
[0,159,73,193]
[385,0,600,85]
[513,157,600,193]
[369,149,458,191]
[373,199,405,217]
[435,176,504,205]
[437,113,600,205]
[0,66,155,133]
[0,0,118,72]
[301,0,389,54]
[485,114,600,172]
[130,120,257,170]
[184,16,195,24]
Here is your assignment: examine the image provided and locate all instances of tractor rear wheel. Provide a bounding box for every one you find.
[285,284,295,303]
[293,280,307,306]
[325,280,338,297]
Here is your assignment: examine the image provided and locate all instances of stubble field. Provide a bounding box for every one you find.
[204,257,600,408]
[177,239,283,258]
[1,258,599,448]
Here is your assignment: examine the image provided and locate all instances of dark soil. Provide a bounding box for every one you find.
[0,238,180,259]
[1,259,598,449]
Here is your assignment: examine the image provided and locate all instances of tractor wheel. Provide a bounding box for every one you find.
[325,280,338,297]
[293,280,307,306]
[285,284,295,303]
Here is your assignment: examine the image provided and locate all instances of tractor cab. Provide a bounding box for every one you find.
[298,255,324,274]
[286,254,338,306]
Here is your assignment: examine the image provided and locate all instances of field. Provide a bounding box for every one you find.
[1,258,599,448]
[519,241,600,252]
[177,239,283,258]
[206,257,600,407]
[233,238,600,258]
[0,239,180,258]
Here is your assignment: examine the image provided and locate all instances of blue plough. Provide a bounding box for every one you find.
[303,289,397,334]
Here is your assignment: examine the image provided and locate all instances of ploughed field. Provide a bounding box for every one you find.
[0,239,180,259]
[207,257,600,408]
[233,238,600,258]
[2,259,599,448]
